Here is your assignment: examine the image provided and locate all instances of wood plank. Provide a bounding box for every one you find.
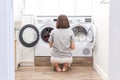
[15,66,102,80]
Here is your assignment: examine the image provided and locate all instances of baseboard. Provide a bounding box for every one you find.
[20,61,34,67]
[94,63,108,80]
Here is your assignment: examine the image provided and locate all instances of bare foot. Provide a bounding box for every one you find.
[62,67,68,72]
[54,63,61,72]
[62,63,69,72]
[55,66,61,72]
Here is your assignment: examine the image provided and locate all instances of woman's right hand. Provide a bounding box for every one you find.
[70,41,75,50]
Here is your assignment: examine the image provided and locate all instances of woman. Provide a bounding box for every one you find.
[49,14,75,72]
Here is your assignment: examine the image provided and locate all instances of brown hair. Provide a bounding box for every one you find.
[56,15,70,29]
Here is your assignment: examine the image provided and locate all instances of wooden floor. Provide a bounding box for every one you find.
[15,66,102,80]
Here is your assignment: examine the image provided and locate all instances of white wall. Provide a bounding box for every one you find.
[23,0,92,16]
[93,0,109,80]
[14,0,24,21]
[0,0,14,80]
[109,0,120,80]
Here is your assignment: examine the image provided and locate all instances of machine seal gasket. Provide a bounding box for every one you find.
[19,24,39,47]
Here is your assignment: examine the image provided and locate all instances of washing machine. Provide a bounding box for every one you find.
[19,16,96,58]
[68,16,96,57]
[34,16,57,56]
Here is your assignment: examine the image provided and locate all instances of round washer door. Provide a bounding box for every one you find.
[39,24,55,46]
[40,26,54,43]
[19,24,39,47]
[72,25,88,42]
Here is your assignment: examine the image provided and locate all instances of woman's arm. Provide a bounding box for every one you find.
[49,42,53,48]
[70,41,75,50]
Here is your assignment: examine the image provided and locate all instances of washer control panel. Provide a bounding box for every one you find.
[68,16,92,24]
[35,16,57,24]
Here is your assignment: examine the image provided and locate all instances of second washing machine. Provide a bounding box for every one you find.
[68,16,96,57]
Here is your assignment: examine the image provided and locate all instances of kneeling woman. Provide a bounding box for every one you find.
[49,15,75,72]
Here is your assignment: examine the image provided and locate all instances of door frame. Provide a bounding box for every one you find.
[0,0,14,80]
